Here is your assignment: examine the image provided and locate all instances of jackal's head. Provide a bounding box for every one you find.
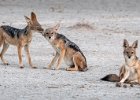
[43,24,60,39]
[24,12,44,33]
[123,39,138,62]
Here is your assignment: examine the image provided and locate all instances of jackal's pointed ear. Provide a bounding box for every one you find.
[123,39,129,48]
[53,24,60,32]
[31,12,37,22]
[132,40,138,48]
[24,16,31,23]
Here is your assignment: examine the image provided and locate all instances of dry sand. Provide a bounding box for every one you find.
[0,0,140,100]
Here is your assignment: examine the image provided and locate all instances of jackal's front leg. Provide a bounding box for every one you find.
[0,43,9,65]
[17,46,23,68]
[48,52,59,69]
[56,49,65,70]
[24,45,36,68]
[116,70,130,87]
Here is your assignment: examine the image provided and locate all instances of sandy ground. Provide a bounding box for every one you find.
[0,0,140,100]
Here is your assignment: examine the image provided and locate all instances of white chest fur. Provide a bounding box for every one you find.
[125,65,138,81]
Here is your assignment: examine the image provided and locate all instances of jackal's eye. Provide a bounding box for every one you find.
[131,51,134,54]
[126,52,129,54]
[46,33,48,34]
[51,32,53,34]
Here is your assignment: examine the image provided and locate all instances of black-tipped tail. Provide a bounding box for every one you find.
[101,74,120,82]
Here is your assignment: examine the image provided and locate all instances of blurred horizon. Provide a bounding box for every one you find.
[0,0,139,12]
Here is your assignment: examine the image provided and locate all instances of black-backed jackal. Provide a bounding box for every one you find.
[101,39,140,87]
[0,12,44,68]
[42,24,87,71]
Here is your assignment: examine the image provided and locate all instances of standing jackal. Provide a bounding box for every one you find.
[0,12,44,68]
[42,24,87,71]
[101,39,140,87]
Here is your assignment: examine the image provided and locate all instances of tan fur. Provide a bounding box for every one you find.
[116,39,140,87]
[101,39,140,87]
[0,12,43,68]
[43,24,87,71]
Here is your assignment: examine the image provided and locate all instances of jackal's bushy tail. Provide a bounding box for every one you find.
[101,74,120,82]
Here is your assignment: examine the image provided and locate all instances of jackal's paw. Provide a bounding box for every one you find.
[47,67,51,69]
[116,82,122,87]
[130,84,134,87]
[4,62,9,65]
[66,68,71,71]
[30,64,37,69]
[123,84,127,88]
[20,66,24,69]
[47,65,52,69]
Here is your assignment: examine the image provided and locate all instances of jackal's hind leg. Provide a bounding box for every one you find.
[66,54,79,71]
[0,43,9,65]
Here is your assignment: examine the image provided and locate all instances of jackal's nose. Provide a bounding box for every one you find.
[128,56,131,58]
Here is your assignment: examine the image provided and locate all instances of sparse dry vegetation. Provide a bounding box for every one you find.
[69,21,94,31]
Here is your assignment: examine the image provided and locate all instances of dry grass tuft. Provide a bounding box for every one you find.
[69,21,94,31]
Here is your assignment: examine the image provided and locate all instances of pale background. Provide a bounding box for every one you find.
[0,0,140,100]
